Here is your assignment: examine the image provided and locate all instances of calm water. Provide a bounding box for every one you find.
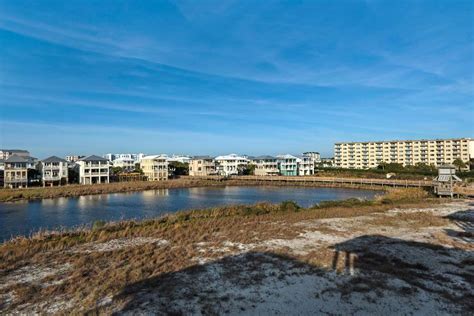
[0,186,379,241]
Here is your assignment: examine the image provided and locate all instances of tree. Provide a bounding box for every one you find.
[110,166,124,175]
[134,163,144,175]
[168,161,189,177]
[452,158,467,171]
[240,164,256,175]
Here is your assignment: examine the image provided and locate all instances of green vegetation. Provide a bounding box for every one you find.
[452,158,467,171]
[317,163,474,181]
[168,161,189,177]
[241,164,256,175]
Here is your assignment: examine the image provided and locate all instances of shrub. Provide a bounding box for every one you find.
[279,200,301,213]
[92,220,106,230]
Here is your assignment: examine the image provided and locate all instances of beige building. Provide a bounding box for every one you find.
[252,156,279,176]
[140,155,169,181]
[3,155,30,188]
[334,138,474,169]
[189,156,216,176]
[77,155,110,185]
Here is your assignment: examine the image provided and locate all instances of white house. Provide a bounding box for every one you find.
[112,157,136,171]
[215,154,249,176]
[77,155,110,185]
[297,155,315,176]
[40,156,68,186]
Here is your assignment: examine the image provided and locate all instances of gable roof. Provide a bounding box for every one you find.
[0,149,29,154]
[252,155,276,160]
[79,155,109,162]
[42,156,67,163]
[192,155,214,160]
[5,154,29,163]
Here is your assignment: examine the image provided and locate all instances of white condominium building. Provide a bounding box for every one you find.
[334,138,474,169]
[189,156,217,176]
[215,154,249,176]
[77,155,110,185]
[140,155,169,181]
[252,156,279,176]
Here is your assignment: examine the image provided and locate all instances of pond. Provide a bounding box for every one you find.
[0,186,380,241]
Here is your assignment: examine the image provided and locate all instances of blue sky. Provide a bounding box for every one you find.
[0,0,473,158]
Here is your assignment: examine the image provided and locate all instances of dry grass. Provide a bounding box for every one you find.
[368,212,449,228]
[0,187,445,313]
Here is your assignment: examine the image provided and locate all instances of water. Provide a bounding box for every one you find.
[0,186,379,241]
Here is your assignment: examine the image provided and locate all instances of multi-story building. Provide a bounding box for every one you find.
[319,158,334,168]
[40,156,68,186]
[112,157,136,171]
[189,156,217,176]
[166,155,191,164]
[214,154,249,176]
[77,155,110,184]
[252,156,279,176]
[65,155,85,163]
[303,152,321,163]
[140,155,169,181]
[277,154,298,176]
[4,155,29,188]
[0,149,30,160]
[334,138,474,169]
[297,155,315,176]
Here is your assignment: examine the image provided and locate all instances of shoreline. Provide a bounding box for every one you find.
[0,178,389,203]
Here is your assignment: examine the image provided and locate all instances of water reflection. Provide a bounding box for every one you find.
[0,186,379,241]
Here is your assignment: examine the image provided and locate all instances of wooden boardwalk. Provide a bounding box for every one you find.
[188,175,433,188]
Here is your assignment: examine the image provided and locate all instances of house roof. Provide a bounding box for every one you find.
[5,154,29,163]
[276,154,298,159]
[79,155,109,162]
[215,154,248,161]
[141,155,168,160]
[0,149,29,153]
[42,156,67,163]
[252,155,276,160]
[192,155,215,160]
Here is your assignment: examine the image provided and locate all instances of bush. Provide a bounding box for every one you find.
[279,200,301,213]
[92,220,106,230]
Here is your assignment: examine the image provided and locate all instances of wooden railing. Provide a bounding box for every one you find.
[183,175,434,188]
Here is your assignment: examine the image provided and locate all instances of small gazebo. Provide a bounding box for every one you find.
[433,165,462,197]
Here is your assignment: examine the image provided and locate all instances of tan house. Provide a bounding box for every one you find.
[252,156,279,176]
[140,155,169,181]
[189,156,216,176]
[40,156,68,186]
[4,155,30,188]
